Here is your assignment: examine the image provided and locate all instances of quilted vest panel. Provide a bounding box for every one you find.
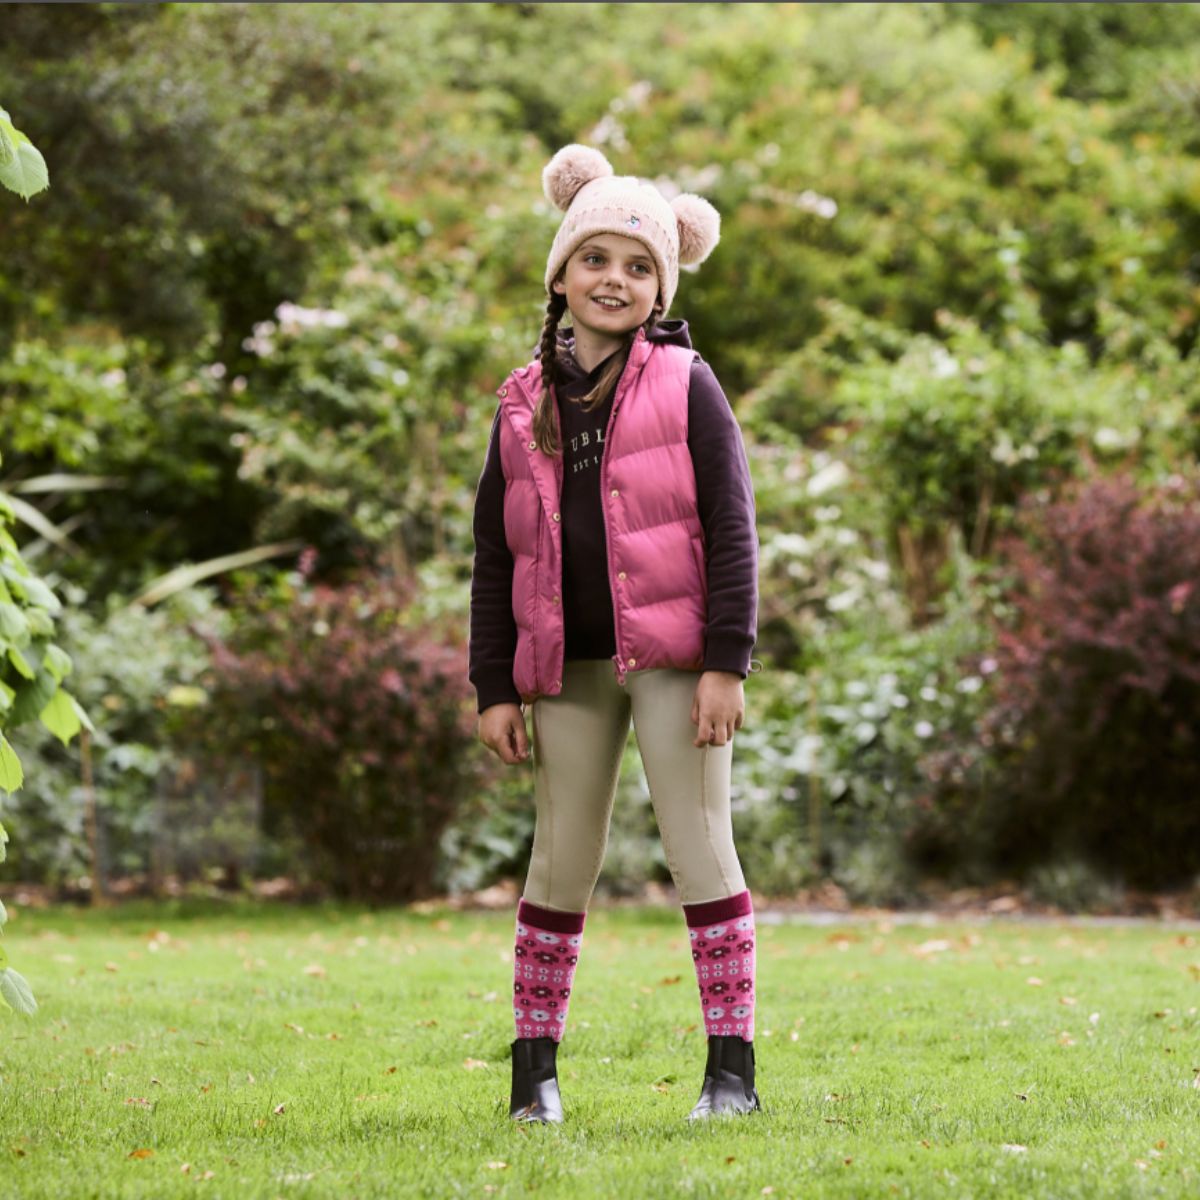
[496,327,705,704]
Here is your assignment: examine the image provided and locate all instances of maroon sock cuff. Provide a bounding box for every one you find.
[518,898,587,934]
[682,888,753,928]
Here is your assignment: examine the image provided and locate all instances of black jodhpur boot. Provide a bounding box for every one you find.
[509,1036,563,1124]
[687,1034,761,1121]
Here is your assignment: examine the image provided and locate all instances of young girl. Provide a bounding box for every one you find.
[469,144,762,1124]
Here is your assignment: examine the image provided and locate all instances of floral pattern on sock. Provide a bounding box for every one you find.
[684,892,756,1041]
[512,901,585,1043]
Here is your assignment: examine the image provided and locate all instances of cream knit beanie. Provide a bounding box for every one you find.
[542,144,721,317]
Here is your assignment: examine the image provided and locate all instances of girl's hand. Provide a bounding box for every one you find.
[478,702,531,765]
[690,671,745,747]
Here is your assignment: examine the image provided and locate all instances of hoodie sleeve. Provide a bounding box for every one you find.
[688,358,759,678]
[468,405,522,714]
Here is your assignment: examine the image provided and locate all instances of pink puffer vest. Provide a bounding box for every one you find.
[496,326,706,704]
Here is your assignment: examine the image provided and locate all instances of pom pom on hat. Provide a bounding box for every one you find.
[542,144,614,212]
[672,193,721,266]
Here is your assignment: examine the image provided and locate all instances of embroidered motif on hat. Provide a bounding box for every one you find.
[627,215,640,228]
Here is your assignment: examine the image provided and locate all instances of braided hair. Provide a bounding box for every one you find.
[531,277,662,458]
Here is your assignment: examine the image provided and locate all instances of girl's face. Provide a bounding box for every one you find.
[552,233,660,343]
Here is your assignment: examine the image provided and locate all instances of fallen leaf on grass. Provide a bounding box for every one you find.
[127,1148,154,1159]
[1059,996,1077,1006]
[659,975,681,986]
[104,962,119,973]
[913,939,951,958]
[283,1023,304,1035]
[302,964,327,978]
[1026,977,1044,987]
[485,1161,508,1170]
[124,1097,151,1108]
[180,1163,190,1174]
[463,1058,489,1071]
[273,1104,286,1115]
[1001,1144,1027,1154]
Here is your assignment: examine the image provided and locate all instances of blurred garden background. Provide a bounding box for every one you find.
[3,0,1200,921]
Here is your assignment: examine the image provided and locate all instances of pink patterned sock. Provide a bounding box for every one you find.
[683,889,757,1041]
[512,898,585,1043]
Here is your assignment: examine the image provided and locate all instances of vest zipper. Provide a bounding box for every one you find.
[600,330,647,688]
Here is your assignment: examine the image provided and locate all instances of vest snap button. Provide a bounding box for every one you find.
[617,572,626,581]
[552,512,560,521]
[499,387,508,397]
[552,595,560,604]
[528,440,536,450]
[627,658,636,667]
[610,489,619,498]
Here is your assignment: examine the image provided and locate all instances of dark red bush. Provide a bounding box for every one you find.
[191,551,483,900]
[960,466,1200,886]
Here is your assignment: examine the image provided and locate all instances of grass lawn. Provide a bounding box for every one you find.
[1,899,1198,1198]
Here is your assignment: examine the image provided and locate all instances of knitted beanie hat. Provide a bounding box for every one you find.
[542,144,721,317]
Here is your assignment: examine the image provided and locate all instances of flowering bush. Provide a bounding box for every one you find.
[191,551,483,900]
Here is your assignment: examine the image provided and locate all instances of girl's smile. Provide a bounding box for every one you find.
[553,232,660,370]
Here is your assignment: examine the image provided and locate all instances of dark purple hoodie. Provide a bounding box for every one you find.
[469,318,758,713]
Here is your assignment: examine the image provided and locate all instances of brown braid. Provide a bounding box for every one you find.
[531,280,663,458]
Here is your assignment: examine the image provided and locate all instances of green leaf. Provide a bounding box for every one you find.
[0,601,27,642]
[6,646,34,680]
[39,688,81,746]
[42,643,73,683]
[71,693,96,734]
[0,114,49,202]
[0,897,7,927]
[0,565,61,614]
[8,664,57,727]
[0,967,38,1015]
[0,820,7,861]
[0,738,21,795]
[15,574,61,614]
[24,607,54,639]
